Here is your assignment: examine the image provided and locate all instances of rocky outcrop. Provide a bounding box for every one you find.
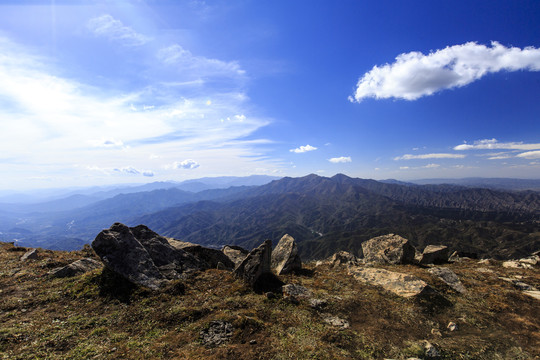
[233,240,274,289]
[92,223,203,290]
[49,258,102,278]
[271,234,302,275]
[222,245,249,268]
[349,267,431,297]
[420,245,449,265]
[428,267,466,294]
[361,234,416,264]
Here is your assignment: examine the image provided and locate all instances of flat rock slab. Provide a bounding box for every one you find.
[49,258,102,278]
[428,267,467,294]
[20,249,38,261]
[349,267,430,297]
[523,290,540,301]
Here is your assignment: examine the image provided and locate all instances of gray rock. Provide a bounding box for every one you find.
[327,251,360,268]
[523,290,540,300]
[20,249,38,261]
[222,245,249,268]
[420,245,449,265]
[362,234,416,264]
[49,258,102,278]
[199,320,233,347]
[92,223,203,290]
[309,298,328,310]
[178,244,235,270]
[447,322,458,332]
[519,255,539,266]
[349,267,431,297]
[428,267,467,294]
[233,240,273,288]
[282,284,312,299]
[271,234,302,275]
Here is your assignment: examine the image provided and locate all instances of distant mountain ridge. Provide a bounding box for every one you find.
[1,174,538,258]
[135,174,540,260]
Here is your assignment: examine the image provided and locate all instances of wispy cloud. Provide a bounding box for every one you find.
[454,138,540,151]
[399,163,441,170]
[0,35,275,188]
[394,153,466,160]
[290,144,317,153]
[328,156,352,163]
[87,14,151,46]
[157,44,245,77]
[516,150,540,159]
[351,41,540,101]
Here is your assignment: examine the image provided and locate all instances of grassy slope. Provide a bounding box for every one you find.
[1,241,539,360]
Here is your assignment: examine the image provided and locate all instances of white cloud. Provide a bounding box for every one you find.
[424,163,440,168]
[157,44,245,77]
[454,138,540,151]
[328,156,352,163]
[89,138,125,148]
[290,144,317,153]
[351,41,540,101]
[516,150,540,159]
[170,159,200,170]
[114,166,140,175]
[394,153,466,160]
[87,14,151,46]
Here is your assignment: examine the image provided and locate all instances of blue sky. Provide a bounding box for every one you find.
[1,0,539,189]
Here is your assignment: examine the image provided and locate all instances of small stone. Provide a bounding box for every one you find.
[309,298,328,310]
[431,328,441,336]
[249,340,257,345]
[447,322,458,331]
[265,292,277,300]
[199,320,233,347]
[424,341,440,358]
[428,267,467,294]
[523,290,540,300]
[321,313,349,329]
[282,284,312,299]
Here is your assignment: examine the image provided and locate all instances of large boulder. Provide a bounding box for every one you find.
[234,240,279,290]
[361,234,416,264]
[92,223,203,290]
[222,245,249,268]
[420,245,449,265]
[49,258,103,278]
[271,234,302,275]
[20,249,38,261]
[349,267,431,297]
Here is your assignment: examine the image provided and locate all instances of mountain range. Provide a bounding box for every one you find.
[0,174,538,259]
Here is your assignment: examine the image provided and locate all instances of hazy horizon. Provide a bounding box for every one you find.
[1,1,539,190]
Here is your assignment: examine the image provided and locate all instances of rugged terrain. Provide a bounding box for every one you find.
[1,239,539,360]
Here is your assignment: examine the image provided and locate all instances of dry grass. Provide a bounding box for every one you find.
[1,241,539,359]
